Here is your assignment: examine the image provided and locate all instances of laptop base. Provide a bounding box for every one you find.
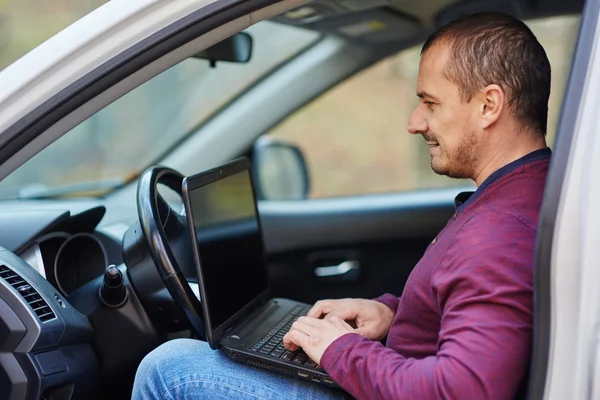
[219,297,339,388]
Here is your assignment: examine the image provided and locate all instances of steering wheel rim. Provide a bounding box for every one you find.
[136,166,206,340]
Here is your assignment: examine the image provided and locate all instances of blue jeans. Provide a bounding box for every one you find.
[131,338,350,400]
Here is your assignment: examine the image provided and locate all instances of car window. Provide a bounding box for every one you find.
[264,15,581,199]
[0,21,320,199]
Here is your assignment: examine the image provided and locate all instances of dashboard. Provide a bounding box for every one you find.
[15,212,123,298]
[0,200,163,400]
[23,232,108,297]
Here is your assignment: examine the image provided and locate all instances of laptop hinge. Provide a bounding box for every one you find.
[222,294,270,335]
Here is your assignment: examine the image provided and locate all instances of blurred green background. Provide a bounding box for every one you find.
[267,15,580,197]
[0,2,581,200]
[0,0,106,70]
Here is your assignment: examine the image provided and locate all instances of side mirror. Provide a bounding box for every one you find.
[192,32,252,66]
[252,137,310,201]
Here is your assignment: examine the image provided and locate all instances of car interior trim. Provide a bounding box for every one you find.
[17,242,47,279]
[527,0,599,398]
[53,233,108,297]
[259,187,466,254]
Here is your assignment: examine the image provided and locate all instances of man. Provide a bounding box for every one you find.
[132,11,551,400]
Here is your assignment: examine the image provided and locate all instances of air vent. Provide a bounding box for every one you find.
[245,358,293,376]
[0,264,56,322]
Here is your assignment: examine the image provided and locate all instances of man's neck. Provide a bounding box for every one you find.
[473,132,547,187]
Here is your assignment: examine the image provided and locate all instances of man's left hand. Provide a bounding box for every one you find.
[283,316,356,365]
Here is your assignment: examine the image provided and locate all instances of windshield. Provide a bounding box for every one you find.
[0,20,320,199]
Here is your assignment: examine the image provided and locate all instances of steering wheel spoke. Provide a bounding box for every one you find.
[136,166,206,340]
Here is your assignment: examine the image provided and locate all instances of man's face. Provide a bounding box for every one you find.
[408,43,480,179]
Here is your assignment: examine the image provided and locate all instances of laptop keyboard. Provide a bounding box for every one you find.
[250,305,320,369]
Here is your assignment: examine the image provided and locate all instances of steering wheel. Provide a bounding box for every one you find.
[136,166,206,340]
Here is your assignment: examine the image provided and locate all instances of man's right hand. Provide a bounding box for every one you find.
[307,298,395,341]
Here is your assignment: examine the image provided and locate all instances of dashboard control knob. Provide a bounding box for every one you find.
[99,265,128,307]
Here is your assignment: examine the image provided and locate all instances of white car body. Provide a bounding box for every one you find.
[0,0,598,399]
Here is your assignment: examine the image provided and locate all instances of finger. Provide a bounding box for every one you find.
[355,326,374,337]
[324,308,358,322]
[307,300,335,318]
[283,319,316,350]
[294,316,323,328]
[284,340,299,351]
[326,315,343,327]
[283,329,309,351]
[291,318,321,334]
[328,315,354,332]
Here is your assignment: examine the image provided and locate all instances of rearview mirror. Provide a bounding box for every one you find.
[253,137,310,201]
[192,32,252,66]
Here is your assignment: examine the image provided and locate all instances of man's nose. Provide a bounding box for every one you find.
[407,107,428,135]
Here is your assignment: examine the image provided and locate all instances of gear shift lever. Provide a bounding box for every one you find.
[99,265,128,307]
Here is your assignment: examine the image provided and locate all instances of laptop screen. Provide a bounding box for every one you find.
[185,165,269,331]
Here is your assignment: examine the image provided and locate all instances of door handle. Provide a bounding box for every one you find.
[314,260,360,277]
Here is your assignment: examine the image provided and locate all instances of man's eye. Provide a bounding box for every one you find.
[424,101,434,109]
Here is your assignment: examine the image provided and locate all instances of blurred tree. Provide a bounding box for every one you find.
[0,13,7,54]
[0,0,106,70]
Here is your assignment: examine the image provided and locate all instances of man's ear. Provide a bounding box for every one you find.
[479,84,504,129]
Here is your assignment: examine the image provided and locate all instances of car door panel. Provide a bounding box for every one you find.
[259,188,464,303]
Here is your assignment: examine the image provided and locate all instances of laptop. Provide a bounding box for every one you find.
[181,157,337,387]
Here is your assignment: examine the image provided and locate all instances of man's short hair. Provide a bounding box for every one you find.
[422,12,551,135]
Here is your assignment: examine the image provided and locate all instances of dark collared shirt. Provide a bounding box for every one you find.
[321,148,552,400]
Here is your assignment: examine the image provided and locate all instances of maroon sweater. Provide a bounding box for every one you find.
[320,148,551,400]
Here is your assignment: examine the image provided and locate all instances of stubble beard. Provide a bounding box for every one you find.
[429,129,478,179]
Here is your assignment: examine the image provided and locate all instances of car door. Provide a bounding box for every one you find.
[529,0,600,399]
[248,13,581,305]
